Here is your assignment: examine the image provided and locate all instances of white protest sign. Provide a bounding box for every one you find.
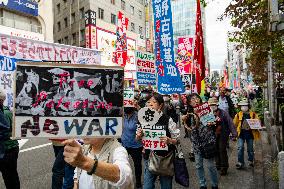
[123,88,135,107]
[138,107,168,150]
[142,129,168,150]
[246,119,262,130]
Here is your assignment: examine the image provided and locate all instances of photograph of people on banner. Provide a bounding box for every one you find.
[137,107,168,151]
[14,62,124,138]
[193,102,216,126]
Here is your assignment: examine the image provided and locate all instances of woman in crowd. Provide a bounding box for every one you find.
[136,93,180,189]
[121,106,143,189]
[183,93,219,189]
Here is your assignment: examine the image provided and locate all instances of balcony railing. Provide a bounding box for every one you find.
[0,17,42,34]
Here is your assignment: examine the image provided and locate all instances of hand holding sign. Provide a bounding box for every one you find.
[246,119,263,130]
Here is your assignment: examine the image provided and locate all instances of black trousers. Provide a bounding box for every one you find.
[215,135,229,170]
[0,147,20,189]
[126,147,143,187]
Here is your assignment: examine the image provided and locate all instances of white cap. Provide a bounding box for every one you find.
[0,89,6,101]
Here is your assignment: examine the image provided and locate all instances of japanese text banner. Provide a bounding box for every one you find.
[135,51,156,86]
[152,0,185,94]
[176,37,193,74]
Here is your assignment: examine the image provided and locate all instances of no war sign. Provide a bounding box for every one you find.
[13,62,124,138]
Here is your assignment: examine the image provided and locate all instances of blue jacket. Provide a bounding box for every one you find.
[121,112,142,148]
[0,109,10,158]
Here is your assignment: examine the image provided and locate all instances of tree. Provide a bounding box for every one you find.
[218,0,284,85]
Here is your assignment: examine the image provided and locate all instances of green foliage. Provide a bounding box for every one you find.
[252,98,268,122]
[219,0,284,85]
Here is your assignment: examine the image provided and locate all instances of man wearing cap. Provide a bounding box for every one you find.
[218,87,235,118]
[208,97,237,175]
[0,90,20,189]
[233,99,260,169]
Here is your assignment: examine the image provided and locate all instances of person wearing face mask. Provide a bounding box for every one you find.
[136,93,180,189]
[208,98,237,176]
[121,107,143,189]
[233,99,261,169]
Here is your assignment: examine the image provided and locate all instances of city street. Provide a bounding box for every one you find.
[0,129,266,189]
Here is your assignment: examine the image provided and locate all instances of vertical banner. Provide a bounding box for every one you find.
[85,10,96,49]
[193,0,205,94]
[115,11,129,67]
[0,56,17,109]
[176,37,194,75]
[152,0,185,94]
[135,51,156,86]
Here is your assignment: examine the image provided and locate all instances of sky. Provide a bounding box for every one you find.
[205,0,232,70]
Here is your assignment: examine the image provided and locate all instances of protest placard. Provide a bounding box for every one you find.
[138,107,168,150]
[123,88,135,107]
[135,51,156,86]
[194,102,216,126]
[13,62,124,138]
[246,119,262,130]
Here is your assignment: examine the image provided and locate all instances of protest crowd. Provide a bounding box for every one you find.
[0,83,264,189]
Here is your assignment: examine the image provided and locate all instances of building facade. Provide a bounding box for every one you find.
[53,0,148,48]
[0,0,53,42]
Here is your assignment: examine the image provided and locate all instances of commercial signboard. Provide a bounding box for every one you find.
[14,62,124,138]
[0,0,38,16]
[0,25,44,41]
[85,10,96,49]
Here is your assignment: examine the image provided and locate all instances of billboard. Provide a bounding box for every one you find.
[0,0,38,16]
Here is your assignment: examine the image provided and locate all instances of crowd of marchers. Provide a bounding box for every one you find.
[0,84,263,189]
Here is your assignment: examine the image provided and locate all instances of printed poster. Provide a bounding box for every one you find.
[194,102,216,126]
[123,88,135,107]
[135,51,156,86]
[14,62,124,138]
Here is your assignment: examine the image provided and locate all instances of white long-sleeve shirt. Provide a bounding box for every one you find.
[74,146,133,189]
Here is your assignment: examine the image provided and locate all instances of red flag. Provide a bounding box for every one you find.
[193,0,205,94]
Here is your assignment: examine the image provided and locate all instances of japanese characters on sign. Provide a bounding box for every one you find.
[115,11,129,67]
[138,107,168,151]
[0,55,16,108]
[123,88,135,107]
[85,10,97,49]
[246,119,262,130]
[14,62,124,138]
[176,37,194,75]
[194,102,216,126]
[135,51,156,86]
[152,0,184,94]
[0,34,101,65]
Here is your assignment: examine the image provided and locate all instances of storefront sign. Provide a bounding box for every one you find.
[0,0,38,16]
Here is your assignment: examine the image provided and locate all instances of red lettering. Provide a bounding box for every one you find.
[87,80,93,88]
[9,39,17,56]
[63,101,71,109]
[28,44,36,59]
[73,101,81,109]
[1,37,8,56]
[46,100,55,108]
[56,97,64,109]
[78,80,85,87]
[82,99,88,108]
[19,41,27,58]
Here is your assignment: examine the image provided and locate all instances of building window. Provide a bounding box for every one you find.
[72,33,76,44]
[98,8,104,20]
[121,0,125,10]
[57,21,61,31]
[131,22,135,32]
[130,5,134,15]
[71,0,75,4]
[111,0,115,5]
[64,17,68,27]
[58,39,61,43]
[57,3,60,13]
[111,13,117,25]
[139,26,143,35]
[71,13,76,24]
[64,36,69,45]
[80,29,85,41]
[139,10,142,19]
[63,0,67,4]
[80,7,84,19]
